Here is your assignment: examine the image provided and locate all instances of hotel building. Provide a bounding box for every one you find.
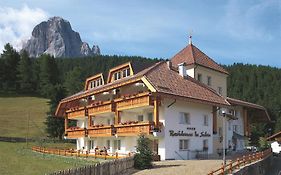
[55,39,270,160]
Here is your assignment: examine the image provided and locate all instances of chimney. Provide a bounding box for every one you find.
[178,63,187,77]
[166,61,172,70]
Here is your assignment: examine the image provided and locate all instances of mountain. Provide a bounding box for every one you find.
[22,16,100,58]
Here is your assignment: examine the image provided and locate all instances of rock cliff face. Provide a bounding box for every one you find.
[22,16,100,58]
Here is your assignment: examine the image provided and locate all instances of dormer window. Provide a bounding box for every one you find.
[123,68,130,78]
[107,62,134,83]
[85,73,105,90]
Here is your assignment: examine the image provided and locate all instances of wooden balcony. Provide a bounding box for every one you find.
[115,92,152,111]
[66,108,86,119]
[66,128,87,138]
[87,101,114,115]
[115,122,154,136]
[88,125,114,137]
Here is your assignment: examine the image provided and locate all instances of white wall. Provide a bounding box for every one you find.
[160,98,213,160]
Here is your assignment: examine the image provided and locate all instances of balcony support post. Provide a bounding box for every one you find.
[115,111,121,125]
[154,97,159,129]
[64,115,68,132]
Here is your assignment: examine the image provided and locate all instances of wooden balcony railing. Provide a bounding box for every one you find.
[66,128,87,138]
[115,122,154,136]
[88,101,114,115]
[115,92,152,111]
[88,125,114,137]
[66,108,85,119]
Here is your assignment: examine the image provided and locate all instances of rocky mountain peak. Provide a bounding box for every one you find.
[22,16,100,58]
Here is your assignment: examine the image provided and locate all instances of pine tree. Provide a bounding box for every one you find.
[17,50,33,93]
[1,43,20,91]
[64,66,84,95]
[134,135,153,169]
[38,54,59,97]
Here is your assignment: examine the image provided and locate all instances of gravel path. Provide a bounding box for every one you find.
[126,160,225,175]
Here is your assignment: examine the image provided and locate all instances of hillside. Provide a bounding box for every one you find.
[0,96,49,138]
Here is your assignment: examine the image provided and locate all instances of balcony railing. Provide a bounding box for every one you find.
[115,92,152,111]
[87,101,114,115]
[115,122,154,136]
[66,128,87,138]
[66,108,86,119]
[88,125,114,137]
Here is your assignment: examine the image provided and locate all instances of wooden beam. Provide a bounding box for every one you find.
[154,97,159,128]
[115,111,121,125]
[64,115,68,132]
[212,106,217,134]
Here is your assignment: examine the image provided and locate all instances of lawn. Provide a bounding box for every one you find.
[0,96,49,138]
[0,142,99,175]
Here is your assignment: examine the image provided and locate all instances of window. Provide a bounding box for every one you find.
[218,127,222,136]
[179,112,190,124]
[107,119,111,125]
[218,87,222,95]
[228,121,231,131]
[203,139,208,150]
[203,115,208,126]
[207,76,212,86]
[114,72,118,80]
[179,139,189,150]
[126,68,130,76]
[114,140,121,150]
[197,74,202,82]
[90,140,95,149]
[148,113,153,122]
[106,140,110,149]
[91,117,95,126]
[233,125,238,132]
[138,115,144,122]
[117,72,121,80]
[123,69,127,78]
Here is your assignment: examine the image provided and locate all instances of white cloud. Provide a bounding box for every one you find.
[0,5,48,53]
[218,0,281,41]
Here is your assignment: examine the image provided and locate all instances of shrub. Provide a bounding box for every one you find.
[134,134,153,169]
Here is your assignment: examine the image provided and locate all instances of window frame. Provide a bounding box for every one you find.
[179,139,189,151]
[207,76,212,86]
[179,112,190,125]
[203,115,208,126]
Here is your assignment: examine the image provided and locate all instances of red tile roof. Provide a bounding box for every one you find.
[145,62,229,106]
[171,44,229,74]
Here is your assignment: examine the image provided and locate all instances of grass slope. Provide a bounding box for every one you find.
[0,96,49,138]
[0,142,97,175]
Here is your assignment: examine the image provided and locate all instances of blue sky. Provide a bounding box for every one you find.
[0,0,280,67]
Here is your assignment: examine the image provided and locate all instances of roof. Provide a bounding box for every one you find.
[171,44,229,75]
[145,62,230,106]
[267,131,281,141]
[227,97,271,122]
[56,61,230,116]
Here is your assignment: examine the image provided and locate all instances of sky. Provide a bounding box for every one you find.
[0,0,280,67]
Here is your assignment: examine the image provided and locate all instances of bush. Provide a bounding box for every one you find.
[134,135,153,169]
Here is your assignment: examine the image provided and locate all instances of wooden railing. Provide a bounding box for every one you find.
[66,108,85,119]
[208,149,272,175]
[88,125,114,137]
[115,122,154,136]
[32,146,132,160]
[115,92,152,111]
[66,128,87,138]
[88,101,114,115]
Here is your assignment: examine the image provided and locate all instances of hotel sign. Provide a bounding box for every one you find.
[169,127,211,137]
